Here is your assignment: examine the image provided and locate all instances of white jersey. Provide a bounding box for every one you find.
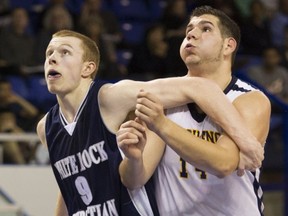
[154,77,264,216]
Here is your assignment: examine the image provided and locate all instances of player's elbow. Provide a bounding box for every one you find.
[120,176,145,190]
[119,169,147,190]
[214,162,237,178]
[120,177,137,190]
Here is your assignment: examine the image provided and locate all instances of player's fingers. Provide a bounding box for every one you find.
[237,169,245,177]
[120,120,135,129]
[255,143,265,161]
[247,160,262,171]
[252,155,262,169]
[135,107,151,123]
[259,151,264,163]
[135,102,151,115]
[135,100,162,120]
[254,160,262,169]
[116,133,139,148]
[137,92,163,112]
[135,117,145,126]
[120,120,145,132]
[117,126,143,140]
[137,90,162,104]
[237,158,245,177]
[125,127,145,140]
[117,139,139,148]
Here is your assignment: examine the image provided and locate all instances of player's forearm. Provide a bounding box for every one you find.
[119,158,148,189]
[156,118,239,178]
[150,77,257,151]
[182,78,257,152]
[55,192,68,216]
[203,101,257,153]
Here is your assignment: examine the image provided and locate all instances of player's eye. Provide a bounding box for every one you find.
[203,26,212,32]
[46,50,53,57]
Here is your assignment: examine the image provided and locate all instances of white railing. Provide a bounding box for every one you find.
[0,133,39,143]
[0,133,40,164]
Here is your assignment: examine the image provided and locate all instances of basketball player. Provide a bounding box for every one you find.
[36,29,264,216]
[117,6,271,216]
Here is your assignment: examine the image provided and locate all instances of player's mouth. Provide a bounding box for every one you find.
[185,43,195,49]
[47,70,61,79]
[185,43,196,53]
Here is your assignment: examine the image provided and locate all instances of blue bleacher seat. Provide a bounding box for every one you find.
[27,75,56,112]
[235,54,262,71]
[149,0,166,19]
[111,0,151,21]
[100,0,113,11]
[7,76,30,100]
[9,0,33,10]
[116,49,133,66]
[120,21,147,46]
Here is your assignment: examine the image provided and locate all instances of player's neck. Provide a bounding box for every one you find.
[187,69,232,91]
[57,81,93,123]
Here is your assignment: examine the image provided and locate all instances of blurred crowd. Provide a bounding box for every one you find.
[0,0,287,165]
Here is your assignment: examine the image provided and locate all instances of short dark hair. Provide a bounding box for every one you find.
[191,5,241,64]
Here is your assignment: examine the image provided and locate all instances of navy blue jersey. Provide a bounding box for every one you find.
[46,80,159,216]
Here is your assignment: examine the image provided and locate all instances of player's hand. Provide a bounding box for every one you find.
[116,118,146,160]
[135,90,166,132]
[237,141,264,176]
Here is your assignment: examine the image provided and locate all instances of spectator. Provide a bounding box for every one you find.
[0,78,39,131]
[0,7,35,76]
[269,0,288,48]
[0,110,34,164]
[279,25,288,68]
[0,0,10,29]
[240,0,272,55]
[34,4,74,65]
[34,0,76,33]
[128,23,169,80]
[160,0,188,76]
[233,0,254,19]
[81,17,123,80]
[247,46,288,103]
[78,0,122,47]
[192,0,242,24]
[160,0,188,39]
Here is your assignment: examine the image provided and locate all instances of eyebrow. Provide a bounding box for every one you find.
[46,43,74,51]
[60,43,74,49]
[186,20,215,29]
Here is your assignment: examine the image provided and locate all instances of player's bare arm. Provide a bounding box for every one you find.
[233,91,271,175]
[99,76,228,132]
[55,192,68,216]
[136,90,270,177]
[36,115,47,147]
[117,119,165,189]
[37,116,69,215]
[100,77,265,170]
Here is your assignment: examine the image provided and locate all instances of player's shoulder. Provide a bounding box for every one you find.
[237,90,270,107]
[98,80,125,99]
[230,77,271,117]
[234,78,258,91]
[98,79,137,106]
[234,78,270,105]
[37,114,47,132]
[234,89,271,121]
[36,114,48,147]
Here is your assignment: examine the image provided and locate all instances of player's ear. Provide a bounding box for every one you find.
[81,61,96,78]
[223,37,236,56]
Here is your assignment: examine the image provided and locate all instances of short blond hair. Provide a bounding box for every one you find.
[52,29,100,79]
